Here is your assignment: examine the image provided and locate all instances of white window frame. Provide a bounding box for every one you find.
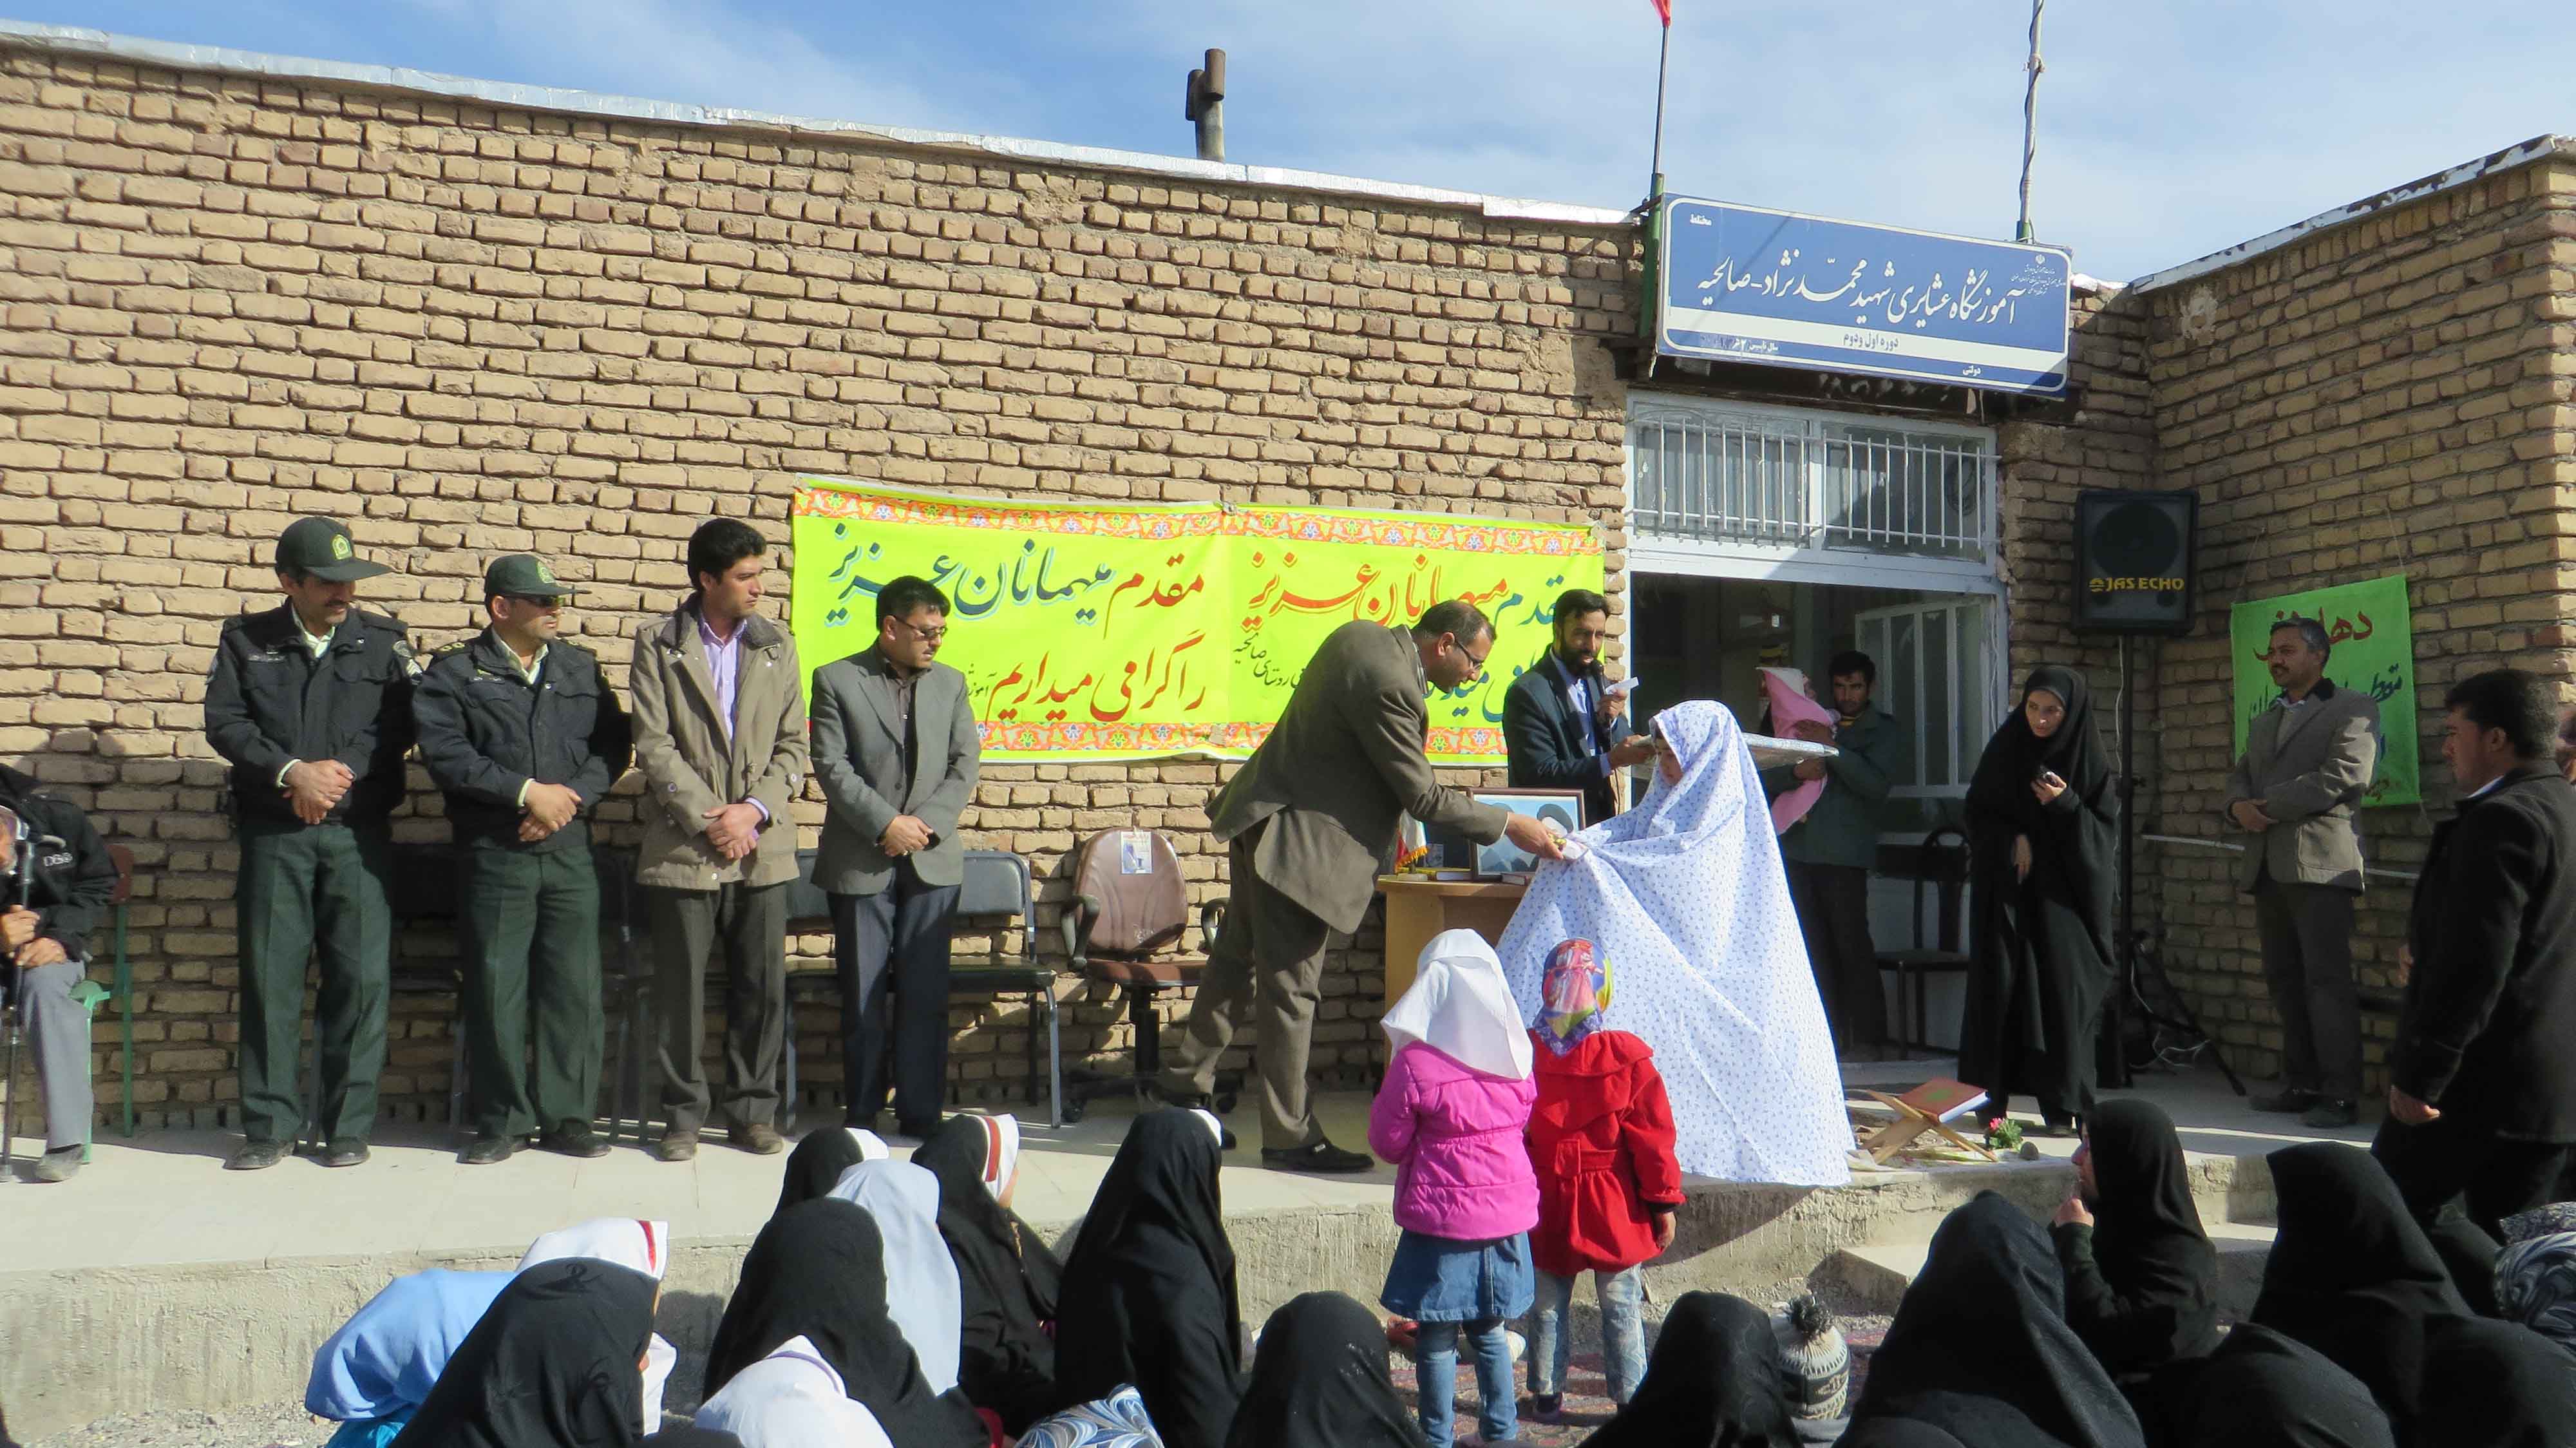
[1625,393,2002,595]
[1856,595,2006,830]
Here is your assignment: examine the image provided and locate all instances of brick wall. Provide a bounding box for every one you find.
[0,32,2211,1137]
[0,41,1642,1131]
[2136,158,2576,1087]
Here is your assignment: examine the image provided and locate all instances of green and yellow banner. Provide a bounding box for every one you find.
[2228,572,2417,808]
[789,478,1605,764]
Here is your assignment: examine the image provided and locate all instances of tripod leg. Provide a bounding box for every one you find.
[3,1009,19,1183]
[2126,940,2248,1095]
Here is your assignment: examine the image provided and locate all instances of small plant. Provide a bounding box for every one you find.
[1982,1116,2025,1152]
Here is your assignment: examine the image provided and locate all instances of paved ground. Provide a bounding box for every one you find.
[7,1053,2359,1264]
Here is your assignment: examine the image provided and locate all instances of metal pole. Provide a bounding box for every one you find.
[2016,0,2045,243]
[1649,22,1671,202]
[2108,633,2136,1089]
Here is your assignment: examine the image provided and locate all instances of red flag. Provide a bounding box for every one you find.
[1651,0,1672,24]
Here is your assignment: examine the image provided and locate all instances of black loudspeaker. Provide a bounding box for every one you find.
[2074,489,2197,634]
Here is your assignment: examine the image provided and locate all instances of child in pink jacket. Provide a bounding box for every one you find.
[1369,929,1540,1447]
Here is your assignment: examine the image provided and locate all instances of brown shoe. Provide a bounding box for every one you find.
[729,1123,784,1156]
[652,1131,699,1163]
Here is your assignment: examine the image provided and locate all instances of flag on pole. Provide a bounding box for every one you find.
[1651,0,1672,24]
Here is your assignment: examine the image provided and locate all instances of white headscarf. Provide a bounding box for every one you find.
[1499,700,1851,1185]
[517,1219,669,1279]
[827,1161,965,1395]
[515,1218,674,1434]
[972,1112,1023,1201]
[846,1125,893,1163]
[1190,1107,1228,1150]
[696,1335,895,1448]
[1381,928,1534,1081]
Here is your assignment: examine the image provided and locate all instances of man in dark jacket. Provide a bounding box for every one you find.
[1,764,120,1182]
[2376,667,2576,1235]
[1502,588,1655,824]
[1765,651,1909,1059]
[1157,602,1562,1171]
[201,516,415,1171]
[415,555,631,1165]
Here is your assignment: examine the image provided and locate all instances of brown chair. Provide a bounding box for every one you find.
[1058,829,1231,1123]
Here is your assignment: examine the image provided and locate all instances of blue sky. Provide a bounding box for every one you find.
[20,1,2574,281]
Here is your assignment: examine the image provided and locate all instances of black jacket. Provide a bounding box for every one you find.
[1501,651,1629,826]
[202,604,417,828]
[0,763,119,964]
[2396,765,2576,1140]
[413,630,630,852]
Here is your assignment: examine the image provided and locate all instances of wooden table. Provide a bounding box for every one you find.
[1377,874,1528,1007]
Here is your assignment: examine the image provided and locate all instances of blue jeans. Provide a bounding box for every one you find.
[1528,1266,1647,1404]
[1416,1316,1515,1445]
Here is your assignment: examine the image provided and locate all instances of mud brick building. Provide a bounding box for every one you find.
[1,19,2567,1133]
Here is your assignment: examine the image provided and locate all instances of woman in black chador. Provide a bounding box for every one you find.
[1960,664,2118,1134]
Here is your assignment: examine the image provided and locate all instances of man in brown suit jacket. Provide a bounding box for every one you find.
[1157,600,1565,1172]
[2224,614,2382,1128]
[630,520,812,1161]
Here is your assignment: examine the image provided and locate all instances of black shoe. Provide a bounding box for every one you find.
[321,1137,370,1168]
[2031,1117,2080,1139]
[225,1138,288,1172]
[652,1131,699,1163]
[460,1133,515,1166]
[2252,1087,2317,1114]
[2300,1098,2360,1129]
[1531,1393,1564,1424]
[539,1122,609,1159]
[1261,1138,1372,1174]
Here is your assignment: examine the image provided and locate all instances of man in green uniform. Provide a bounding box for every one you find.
[414,555,631,1165]
[202,517,416,1172]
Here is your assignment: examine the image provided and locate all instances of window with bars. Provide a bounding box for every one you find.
[1628,399,1997,562]
[1857,596,2001,835]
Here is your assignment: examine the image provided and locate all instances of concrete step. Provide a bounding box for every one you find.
[1821,1219,2276,1318]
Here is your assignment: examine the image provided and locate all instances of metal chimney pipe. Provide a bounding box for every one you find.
[1185,48,1227,162]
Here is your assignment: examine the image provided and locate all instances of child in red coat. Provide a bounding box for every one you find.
[1523,938,1684,1416]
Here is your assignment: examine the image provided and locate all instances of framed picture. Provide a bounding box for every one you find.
[1423,788,1589,878]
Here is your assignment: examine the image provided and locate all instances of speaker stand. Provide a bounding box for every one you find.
[2107,634,2245,1096]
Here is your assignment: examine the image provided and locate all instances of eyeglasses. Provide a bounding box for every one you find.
[508,595,567,609]
[1457,642,1490,681]
[894,618,947,644]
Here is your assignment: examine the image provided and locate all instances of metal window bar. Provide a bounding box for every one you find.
[1631,413,1993,558]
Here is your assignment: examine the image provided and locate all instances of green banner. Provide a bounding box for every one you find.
[2228,573,2416,807]
[789,478,1605,764]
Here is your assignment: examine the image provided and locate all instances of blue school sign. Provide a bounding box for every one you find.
[1655,197,2074,395]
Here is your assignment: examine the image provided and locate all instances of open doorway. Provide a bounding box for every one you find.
[1627,571,2002,1051]
[1628,575,1999,836]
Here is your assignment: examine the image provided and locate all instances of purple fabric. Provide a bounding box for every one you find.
[1368,1041,1540,1241]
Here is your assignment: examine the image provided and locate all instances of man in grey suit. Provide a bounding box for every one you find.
[1157,600,1566,1172]
[2224,614,2382,1128]
[810,576,981,1138]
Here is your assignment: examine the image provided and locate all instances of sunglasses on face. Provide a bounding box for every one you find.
[509,594,567,609]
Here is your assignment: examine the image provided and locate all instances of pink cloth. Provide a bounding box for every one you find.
[1761,667,1836,834]
[1368,1040,1540,1241]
